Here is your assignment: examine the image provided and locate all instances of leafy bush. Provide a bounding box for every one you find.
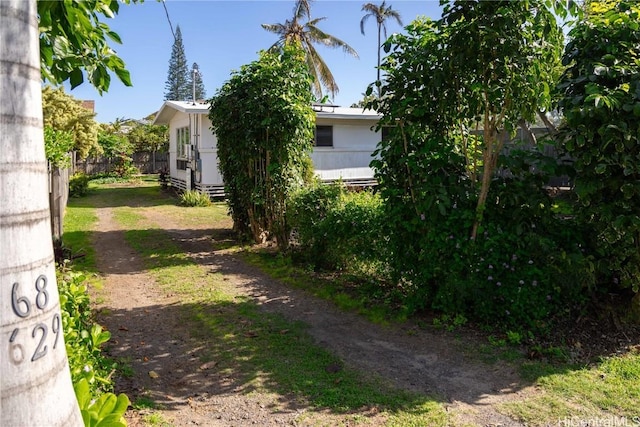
[44,126,74,168]
[180,189,212,207]
[58,269,115,395]
[556,0,640,294]
[112,153,139,178]
[288,182,386,275]
[209,44,315,248]
[158,167,170,189]
[75,378,129,427]
[69,172,90,197]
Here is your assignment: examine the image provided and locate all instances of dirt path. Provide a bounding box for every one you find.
[92,203,534,426]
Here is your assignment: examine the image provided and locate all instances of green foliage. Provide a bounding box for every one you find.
[126,123,169,153]
[158,168,170,189]
[75,378,129,427]
[38,0,132,93]
[179,190,212,207]
[368,1,565,238]
[97,130,132,158]
[70,172,91,197]
[164,26,190,101]
[556,0,640,293]
[209,44,315,249]
[58,269,115,395]
[355,2,591,332]
[288,182,386,274]
[44,126,74,168]
[42,86,99,159]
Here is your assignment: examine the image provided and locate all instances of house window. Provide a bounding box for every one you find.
[176,159,188,170]
[314,125,333,147]
[176,126,190,159]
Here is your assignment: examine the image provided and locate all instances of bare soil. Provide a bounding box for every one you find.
[89,192,638,427]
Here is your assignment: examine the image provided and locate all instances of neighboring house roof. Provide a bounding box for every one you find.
[153,100,381,125]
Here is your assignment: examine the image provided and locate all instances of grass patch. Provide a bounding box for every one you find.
[241,249,408,325]
[500,351,640,425]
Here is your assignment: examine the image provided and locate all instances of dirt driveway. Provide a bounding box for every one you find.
[91,192,535,426]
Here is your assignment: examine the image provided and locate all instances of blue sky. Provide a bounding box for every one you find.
[64,0,443,124]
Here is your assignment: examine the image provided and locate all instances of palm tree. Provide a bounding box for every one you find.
[1,0,83,424]
[262,0,359,99]
[360,1,403,94]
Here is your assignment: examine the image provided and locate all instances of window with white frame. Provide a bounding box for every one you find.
[176,126,190,159]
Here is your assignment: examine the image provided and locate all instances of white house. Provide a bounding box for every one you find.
[153,101,383,197]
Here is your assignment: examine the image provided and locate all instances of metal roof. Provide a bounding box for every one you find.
[153,101,380,125]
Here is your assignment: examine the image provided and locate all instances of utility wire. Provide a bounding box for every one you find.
[161,0,176,41]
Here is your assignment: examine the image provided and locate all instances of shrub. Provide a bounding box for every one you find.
[112,152,139,178]
[69,172,90,197]
[158,167,170,189]
[556,0,640,294]
[288,182,386,275]
[57,269,115,395]
[180,189,212,207]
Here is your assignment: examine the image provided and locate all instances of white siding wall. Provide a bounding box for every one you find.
[311,118,380,181]
[169,112,380,186]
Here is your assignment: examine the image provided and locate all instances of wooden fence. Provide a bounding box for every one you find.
[74,151,168,175]
[49,166,69,241]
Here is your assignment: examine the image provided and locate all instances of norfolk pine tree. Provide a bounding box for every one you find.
[164,25,191,101]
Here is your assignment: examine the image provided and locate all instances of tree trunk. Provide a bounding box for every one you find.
[0,1,83,425]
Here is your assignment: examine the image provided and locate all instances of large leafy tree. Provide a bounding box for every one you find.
[556,0,640,293]
[38,0,132,92]
[365,1,581,327]
[371,1,566,240]
[127,122,169,153]
[42,86,99,159]
[360,1,403,94]
[262,0,359,99]
[164,25,191,101]
[1,0,131,424]
[209,44,315,249]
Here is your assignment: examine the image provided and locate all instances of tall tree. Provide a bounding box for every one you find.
[360,1,403,95]
[42,86,99,159]
[164,25,190,101]
[189,62,206,101]
[209,44,315,248]
[2,0,131,424]
[262,0,359,99]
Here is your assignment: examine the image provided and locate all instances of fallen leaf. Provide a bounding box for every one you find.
[149,371,160,379]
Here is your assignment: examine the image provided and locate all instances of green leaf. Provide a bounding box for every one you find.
[69,68,84,90]
[74,378,91,409]
[96,394,117,419]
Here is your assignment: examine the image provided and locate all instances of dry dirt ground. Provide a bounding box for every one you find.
[91,201,546,427]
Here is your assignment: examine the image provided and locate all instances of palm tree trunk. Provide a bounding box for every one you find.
[0,1,83,425]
